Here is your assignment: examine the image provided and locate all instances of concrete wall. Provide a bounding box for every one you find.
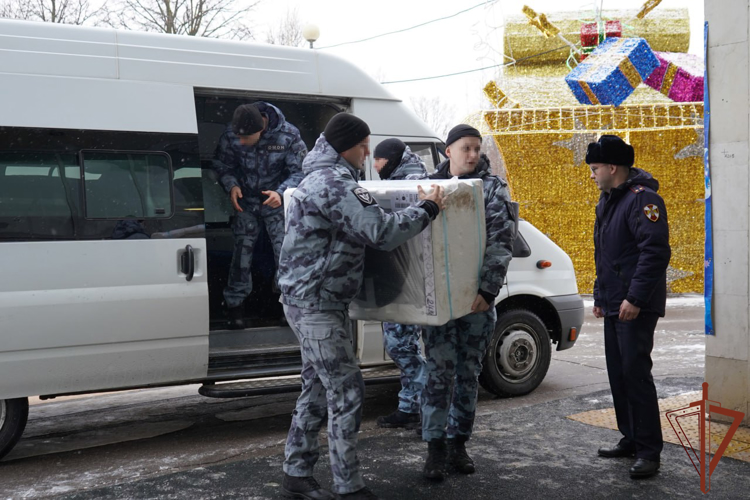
[705,0,750,423]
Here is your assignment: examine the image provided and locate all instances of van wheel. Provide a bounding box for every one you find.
[479,309,551,397]
[0,398,28,461]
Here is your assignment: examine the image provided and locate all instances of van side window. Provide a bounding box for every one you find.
[81,151,174,219]
[405,143,438,173]
[0,152,78,240]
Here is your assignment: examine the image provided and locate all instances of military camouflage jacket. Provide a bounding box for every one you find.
[278,135,434,311]
[430,154,515,301]
[384,146,428,180]
[212,102,307,213]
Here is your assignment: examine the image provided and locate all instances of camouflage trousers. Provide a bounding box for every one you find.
[382,322,425,414]
[224,208,285,308]
[420,308,497,441]
[283,304,366,495]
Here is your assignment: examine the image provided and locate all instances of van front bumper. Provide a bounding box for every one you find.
[547,294,584,351]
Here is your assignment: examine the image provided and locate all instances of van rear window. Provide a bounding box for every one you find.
[405,143,438,173]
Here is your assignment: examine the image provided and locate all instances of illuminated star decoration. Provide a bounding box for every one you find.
[553,119,598,166]
[667,265,694,292]
[675,127,704,160]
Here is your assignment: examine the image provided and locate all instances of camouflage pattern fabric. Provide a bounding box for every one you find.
[382,322,425,414]
[379,146,429,414]
[420,308,497,440]
[429,154,515,298]
[386,146,428,180]
[280,134,437,494]
[420,153,516,441]
[283,304,366,495]
[278,134,434,311]
[212,101,307,209]
[211,102,307,308]
[223,207,285,308]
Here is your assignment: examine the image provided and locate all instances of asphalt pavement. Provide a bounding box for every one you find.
[3,296,747,499]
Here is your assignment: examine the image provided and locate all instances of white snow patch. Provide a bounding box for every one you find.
[654,344,705,351]
[47,486,76,494]
[583,295,704,309]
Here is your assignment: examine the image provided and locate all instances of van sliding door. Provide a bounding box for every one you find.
[0,127,210,400]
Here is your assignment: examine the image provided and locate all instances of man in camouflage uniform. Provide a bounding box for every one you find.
[371,138,428,429]
[212,102,307,329]
[420,125,516,481]
[278,114,444,500]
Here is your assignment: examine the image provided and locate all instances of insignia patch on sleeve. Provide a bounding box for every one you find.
[643,204,660,222]
[353,187,376,206]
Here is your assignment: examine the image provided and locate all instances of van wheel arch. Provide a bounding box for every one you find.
[0,398,29,462]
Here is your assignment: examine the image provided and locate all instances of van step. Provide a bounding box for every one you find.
[209,326,297,349]
[208,343,301,373]
[199,365,402,398]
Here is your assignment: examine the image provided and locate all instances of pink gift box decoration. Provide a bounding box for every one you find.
[644,52,704,102]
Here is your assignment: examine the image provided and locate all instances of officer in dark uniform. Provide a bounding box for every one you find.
[586,135,671,479]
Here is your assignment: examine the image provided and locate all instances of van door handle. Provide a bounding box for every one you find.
[180,244,195,282]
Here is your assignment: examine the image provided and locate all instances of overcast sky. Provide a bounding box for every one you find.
[255,0,704,126]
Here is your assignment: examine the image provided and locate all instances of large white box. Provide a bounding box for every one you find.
[284,179,486,326]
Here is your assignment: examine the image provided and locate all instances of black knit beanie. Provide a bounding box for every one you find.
[231,104,264,136]
[324,113,371,154]
[445,124,482,147]
[374,138,406,179]
[586,135,635,167]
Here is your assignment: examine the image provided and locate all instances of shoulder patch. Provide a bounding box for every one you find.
[267,144,286,152]
[352,187,377,207]
[630,185,645,194]
[643,204,660,222]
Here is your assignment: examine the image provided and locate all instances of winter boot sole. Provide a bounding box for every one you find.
[281,487,333,500]
[422,470,445,482]
[449,463,475,474]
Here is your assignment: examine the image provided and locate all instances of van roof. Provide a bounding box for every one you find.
[0,19,397,102]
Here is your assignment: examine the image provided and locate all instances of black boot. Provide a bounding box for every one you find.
[447,435,475,474]
[335,486,378,499]
[281,473,335,499]
[423,438,447,481]
[598,443,636,458]
[377,410,420,429]
[629,458,660,478]
[226,304,245,330]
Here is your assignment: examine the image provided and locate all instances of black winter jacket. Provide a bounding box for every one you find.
[593,168,671,317]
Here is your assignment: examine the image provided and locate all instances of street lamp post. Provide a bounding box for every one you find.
[302,24,320,49]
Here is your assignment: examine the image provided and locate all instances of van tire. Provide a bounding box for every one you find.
[0,398,29,461]
[479,309,551,397]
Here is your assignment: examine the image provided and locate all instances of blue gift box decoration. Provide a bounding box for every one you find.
[566,37,660,106]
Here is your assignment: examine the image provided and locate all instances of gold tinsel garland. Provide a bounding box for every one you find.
[483,103,704,294]
[503,8,689,66]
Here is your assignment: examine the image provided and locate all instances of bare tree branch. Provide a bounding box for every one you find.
[265,6,304,48]
[410,96,455,140]
[0,0,98,25]
[103,0,259,40]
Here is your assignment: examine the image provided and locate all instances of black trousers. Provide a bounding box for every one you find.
[604,312,663,461]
